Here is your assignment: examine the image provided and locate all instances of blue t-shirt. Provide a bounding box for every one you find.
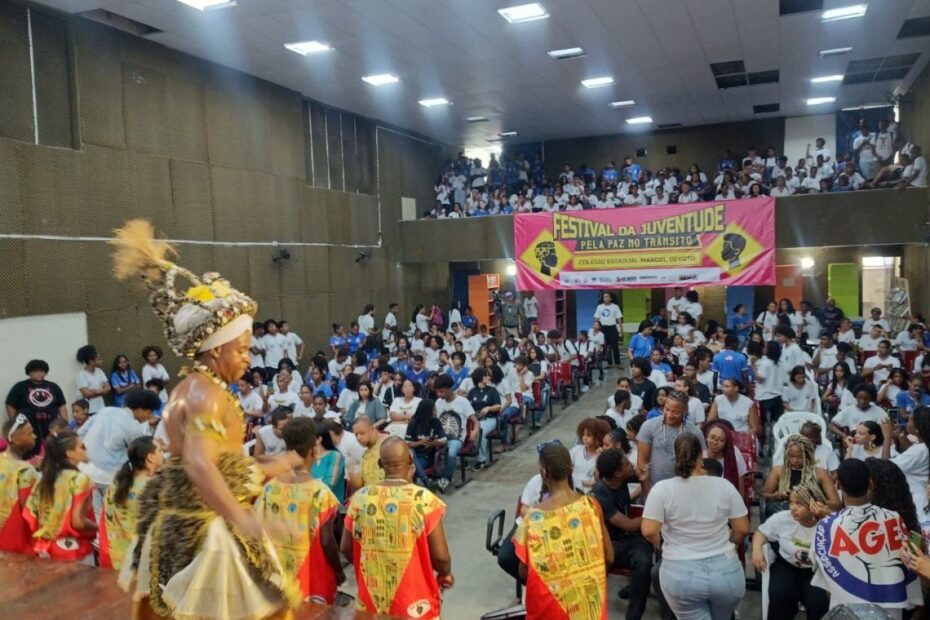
[728,314,752,338]
[602,168,619,183]
[346,333,365,354]
[110,370,140,407]
[305,380,334,400]
[406,368,430,386]
[711,350,749,383]
[895,390,930,415]
[462,315,477,329]
[445,366,470,390]
[653,362,673,376]
[647,407,663,420]
[625,163,642,182]
[628,333,654,359]
[472,208,490,217]
[329,335,346,350]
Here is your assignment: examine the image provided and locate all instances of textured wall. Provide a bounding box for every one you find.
[0,3,451,375]
[903,63,930,154]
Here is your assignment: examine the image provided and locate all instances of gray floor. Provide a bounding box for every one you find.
[435,366,764,620]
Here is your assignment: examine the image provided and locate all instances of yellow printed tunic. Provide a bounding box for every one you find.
[0,454,39,554]
[360,442,385,487]
[255,478,340,603]
[345,484,446,619]
[98,475,150,570]
[513,495,607,620]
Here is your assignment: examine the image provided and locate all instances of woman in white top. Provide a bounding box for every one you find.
[845,420,894,460]
[877,368,907,405]
[703,422,748,498]
[755,340,785,428]
[707,378,760,435]
[569,418,610,491]
[756,301,779,341]
[673,378,707,426]
[823,361,857,415]
[386,379,421,437]
[141,345,170,403]
[642,433,749,620]
[593,292,623,366]
[783,365,817,412]
[885,411,930,524]
[412,305,430,335]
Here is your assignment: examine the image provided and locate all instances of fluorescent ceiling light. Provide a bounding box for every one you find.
[807,96,836,105]
[811,74,844,83]
[176,0,236,9]
[284,40,332,55]
[419,97,450,108]
[625,116,653,125]
[841,103,889,111]
[548,47,586,60]
[499,131,518,137]
[581,76,614,88]
[466,116,489,122]
[819,46,853,57]
[362,73,399,86]
[609,100,636,108]
[498,3,549,23]
[821,4,867,22]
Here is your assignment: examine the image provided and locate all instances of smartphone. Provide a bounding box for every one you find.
[908,530,924,556]
[889,408,900,425]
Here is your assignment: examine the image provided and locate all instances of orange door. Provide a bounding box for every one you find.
[775,265,804,309]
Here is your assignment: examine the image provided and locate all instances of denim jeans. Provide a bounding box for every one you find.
[413,452,433,484]
[477,416,498,463]
[499,406,520,444]
[444,438,463,480]
[659,550,745,620]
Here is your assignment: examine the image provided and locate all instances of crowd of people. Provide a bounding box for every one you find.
[426,119,926,219]
[491,286,930,619]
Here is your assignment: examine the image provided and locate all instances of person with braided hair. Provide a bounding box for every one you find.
[751,481,830,619]
[761,433,839,518]
[514,443,613,619]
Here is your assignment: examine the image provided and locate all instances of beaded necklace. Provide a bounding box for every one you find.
[180,363,246,419]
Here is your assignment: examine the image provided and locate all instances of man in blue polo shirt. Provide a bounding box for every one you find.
[622,156,642,183]
[602,160,620,184]
[346,321,366,354]
[711,334,750,385]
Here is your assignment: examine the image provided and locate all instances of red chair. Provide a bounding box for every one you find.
[859,349,878,367]
[456,416,481,488]
[902,351,919,374]
[731,431,759,507]
[609,505,646,578]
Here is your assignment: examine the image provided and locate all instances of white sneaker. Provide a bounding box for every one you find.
[437,478,450,491]
[581,385,590,392]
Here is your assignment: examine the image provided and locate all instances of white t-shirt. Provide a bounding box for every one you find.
[604,407,636,430]
[267,390,300,411]
[382,311,398,341]
[283,332,303,361]
[756,311,778,341]
[523,296,538,319]
[569,443,598,490]
[854,134,877,164]
[863,354,901,386]
[516,474,544,526]
[815,346,838,370]
[238,391,264,419]
[141,363,170,403]
[684,302,703,321]
[435,396,474,442]
[703,446,748,478]
[358,314,376,336]
[667,296,688,321]
[594,303,623,327]
[891,444,930,525]
[261,333,287,368]
[783,380,817,412]
[712,394,753,432]
[832,403,888,433]
[76,367,109,414]
[336,431,365,473]
[642,475,747,561]
[754,357,782,401]
[758,510,816,568]
[607,392,644,414]
[336,388,359,412]
[910,155,928,187]
[858,333,881,352]
[257,425,286,456]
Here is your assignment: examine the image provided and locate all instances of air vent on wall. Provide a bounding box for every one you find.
[843,54,920,84]
[76,9,163,36]
[657,123,682,130]
[754,103,780,114]
[898,16,930,39]
[779,0,823,16]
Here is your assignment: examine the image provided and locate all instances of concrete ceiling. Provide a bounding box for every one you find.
[32,0,930,148]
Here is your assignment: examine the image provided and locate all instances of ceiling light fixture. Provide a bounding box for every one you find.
[466,116,489,123]
[419,97,451,108]
[581,76,614,88]
[800,257,816,270]
[176,0,236,9]
[807,96,836,105]
[284,40,332,55]
[609,100,636,108]
[362,73,400,86]
[811,74,844,83]
[498,3,549,23]
[499,131,518,137]
[625,116,653,125]
[821,4,867,22]
[548,47,586,60]
[819,46,853,57]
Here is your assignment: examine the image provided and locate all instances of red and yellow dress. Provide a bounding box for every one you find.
[0,453,39,554]
[345,483,446,619]
[254,477,340,603]
[513,495,608,620]
[22,468,95,562]
[98,475,150,570]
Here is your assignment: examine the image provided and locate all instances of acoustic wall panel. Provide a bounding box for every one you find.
[212,246,250,300]
[236,84,272,174]
[0,141,23,235]
[269,90,305,180]
[356,118,375,195]
[122,63,169,156]
[31,10,74,148]
[0,5,34,143]
[325,107,344,191]
[272,175,302,242]
[0,240,28,318]
[127,153,173,230]
[299,186,329,244]
[325,190,349,244]
[211,166,275,242]
[75,35,124,148]
[17,143,84,235]
[308,102,328,188]
[79,145,129,235]
[169,159,214,240]
[82,242,131,311]
[165,76,208,163]
[303,246,331,293]
[341,111,359,193]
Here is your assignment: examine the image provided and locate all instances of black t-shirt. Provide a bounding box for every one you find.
[5,379,65,426]
[405,417,445,457]
[592,479,632,540]
[692,381,712,405]
[630,377,657,410]
[467,385,501,417]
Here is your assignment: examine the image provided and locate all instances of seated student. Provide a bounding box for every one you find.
[268,370,301,411]
[256,418,344,604]
[703,421,748,498]
[312,421,347,504]
[829,383,888,441]
[648,348,673,387]
[98,436,162,570]
[569,418,610,491]
[862,339,902,387]
[467,368,502,468]
[604,389,636,430]
[405,399,447,487]
[69,399,90,432]
[591,448,653,620]
[858,324,883,353]
[345,380,387,429]
[0,415,39,554]
[761,434,840,518]
[335,373,360,414]
[752,482,830,620]
[835,341,858,375]
[255,407,291,457]
[23,432,97,563]
[798,421,840,477]
[608,377,644,414]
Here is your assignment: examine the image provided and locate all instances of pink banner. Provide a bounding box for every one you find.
[515,198,775,290]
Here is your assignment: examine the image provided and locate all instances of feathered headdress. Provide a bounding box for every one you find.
[110,220,257,358]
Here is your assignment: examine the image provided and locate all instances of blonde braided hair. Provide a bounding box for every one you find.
[778,434,817,496]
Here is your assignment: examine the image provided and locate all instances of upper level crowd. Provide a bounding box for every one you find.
[427,117,927,218]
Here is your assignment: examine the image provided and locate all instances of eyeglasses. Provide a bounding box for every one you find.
[536,439,562,454]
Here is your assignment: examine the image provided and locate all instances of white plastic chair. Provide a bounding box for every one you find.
[242,439,256,456]
[760,544,776,617]
[772,411,826,445]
